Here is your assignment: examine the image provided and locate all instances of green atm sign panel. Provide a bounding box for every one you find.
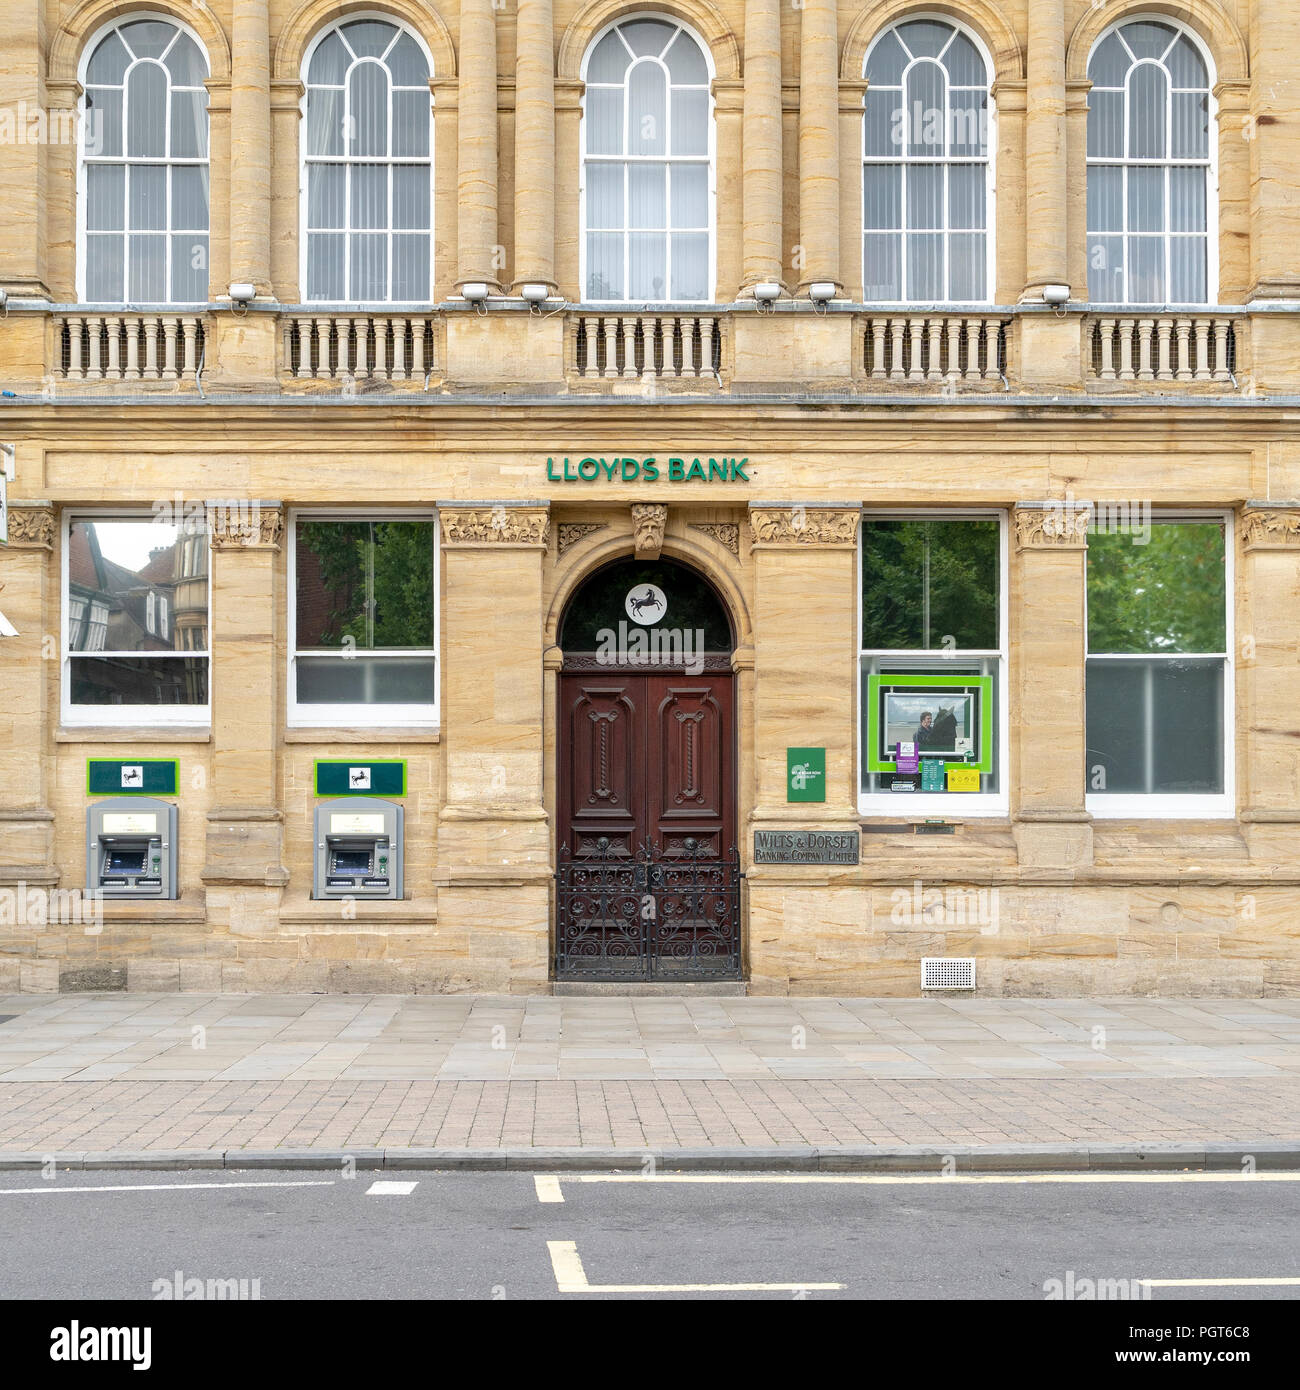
[314,761,406,797]
[87,759,178,796]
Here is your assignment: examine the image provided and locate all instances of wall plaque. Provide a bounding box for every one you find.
[753,830,860,865]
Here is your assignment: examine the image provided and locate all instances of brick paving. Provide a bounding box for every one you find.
[0,994,1298,1154]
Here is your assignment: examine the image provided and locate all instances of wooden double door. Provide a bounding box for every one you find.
[555,666,740,980]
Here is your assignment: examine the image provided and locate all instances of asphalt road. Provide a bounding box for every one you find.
[1,1168,1298,1301]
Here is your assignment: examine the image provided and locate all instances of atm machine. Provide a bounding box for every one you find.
[86,797,178,899]
[312,797,403,900]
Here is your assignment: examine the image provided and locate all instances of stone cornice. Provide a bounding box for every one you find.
[440,507,550,547]
[1014,502,1091,550]
[747,506,859,548]
[4,504,55,549]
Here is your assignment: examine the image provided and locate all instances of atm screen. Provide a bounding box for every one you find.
[332,850,371,874]
[105,849,147,876]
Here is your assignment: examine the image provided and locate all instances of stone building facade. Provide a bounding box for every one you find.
[0,0,1299,995]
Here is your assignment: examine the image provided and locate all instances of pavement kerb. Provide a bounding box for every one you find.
[2,1142,1299,1174]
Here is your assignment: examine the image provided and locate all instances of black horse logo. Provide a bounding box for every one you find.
[628,587,664,621]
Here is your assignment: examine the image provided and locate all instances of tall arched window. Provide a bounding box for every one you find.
[303,18,433,302]
[862,18,992,303]
[80,18,210,303]
[1086,20,1214,305]
[581,17,713,303]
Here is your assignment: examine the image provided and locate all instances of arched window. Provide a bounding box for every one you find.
[303,18,433,302]
[80,18,210,303]
[862,18,992,303]
[1086,20,1214,305]
[581,17,713,303]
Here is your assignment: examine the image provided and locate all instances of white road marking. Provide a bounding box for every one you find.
[1139,1277,1300,1288]
[560,1172,1300,1187]
[546,1240,842,1294]
[534,1175,564,1203]
[366,1180,418,1195]
[0,1180,334,1195]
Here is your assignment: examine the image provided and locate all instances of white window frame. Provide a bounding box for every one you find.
[61,510,211,728]
[857,509,1009,817]
[579,12,716,305]
[287,508,440,728]
[1085,15,1219,307]
[299,13,435,306]
[76,14,211,306]
[860,14,997,306]
[1084,510,1234,819]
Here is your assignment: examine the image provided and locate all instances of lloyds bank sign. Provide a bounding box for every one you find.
[546,456,750,483]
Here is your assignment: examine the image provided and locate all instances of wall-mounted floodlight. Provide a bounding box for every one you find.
[520,284,549,304]
[227,283,256,304]
[808,282,836,303]
[460,283,489,302]
[1043,284,1071,306]
[753,283,781,302]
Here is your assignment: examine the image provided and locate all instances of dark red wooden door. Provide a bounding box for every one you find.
[558,671,735,861]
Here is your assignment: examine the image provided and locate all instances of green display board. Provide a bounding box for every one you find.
[786,748,826,803]
[86,759,179,796]
[314,760,407,797]
[866,673,994,775]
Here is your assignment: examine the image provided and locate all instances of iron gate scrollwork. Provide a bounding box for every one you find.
[555,837,743,981]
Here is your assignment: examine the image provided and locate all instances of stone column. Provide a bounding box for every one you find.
[1239,505,1300,868]
[1249,0,1300,300]
[0,9,48,297]
[1011,503,1092,869]
[457,0,501,292]
[553,80,584,300]
[1021,0,1066,300]
[990,80,1026,303]
[435,506,551,990]
[229,0,272,296]
[797,0,840,293]
[269,79,306,302]
[43,80,81,303]
[512,0,555,294]
[1064,79,1092,305]
[745,506,859,992]
[713,80,744,301]
[1215,81,1251,304]
[0,505,57,886]
[740,0,783,293]
[202,506,287,895]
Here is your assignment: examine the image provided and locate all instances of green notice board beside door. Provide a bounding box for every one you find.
[786,748,826,803]
[314,761,407,797]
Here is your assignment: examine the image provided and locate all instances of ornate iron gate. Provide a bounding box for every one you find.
[555,837,743,981]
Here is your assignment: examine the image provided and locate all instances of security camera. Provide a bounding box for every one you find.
[227,283,256,304]
[1043,284,1071,306]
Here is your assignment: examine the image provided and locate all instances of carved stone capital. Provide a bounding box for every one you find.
[4,505,55,549]
[440,506,550,547]
[747,507,859,548]
[1241,506,1300,551]
[557,522,607,555]
[631,503,668,558]
[1014,503,1091,550]
[208,504,284,550]
[689,522,740,556]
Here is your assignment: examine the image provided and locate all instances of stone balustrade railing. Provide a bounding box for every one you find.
[1085,314,1239,385]
[568,311,726,383]
[857,313,1011,385]
[56,312,208,383]
[281,313,441,382]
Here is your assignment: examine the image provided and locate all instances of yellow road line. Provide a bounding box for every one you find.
[545,1240,842,1294]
